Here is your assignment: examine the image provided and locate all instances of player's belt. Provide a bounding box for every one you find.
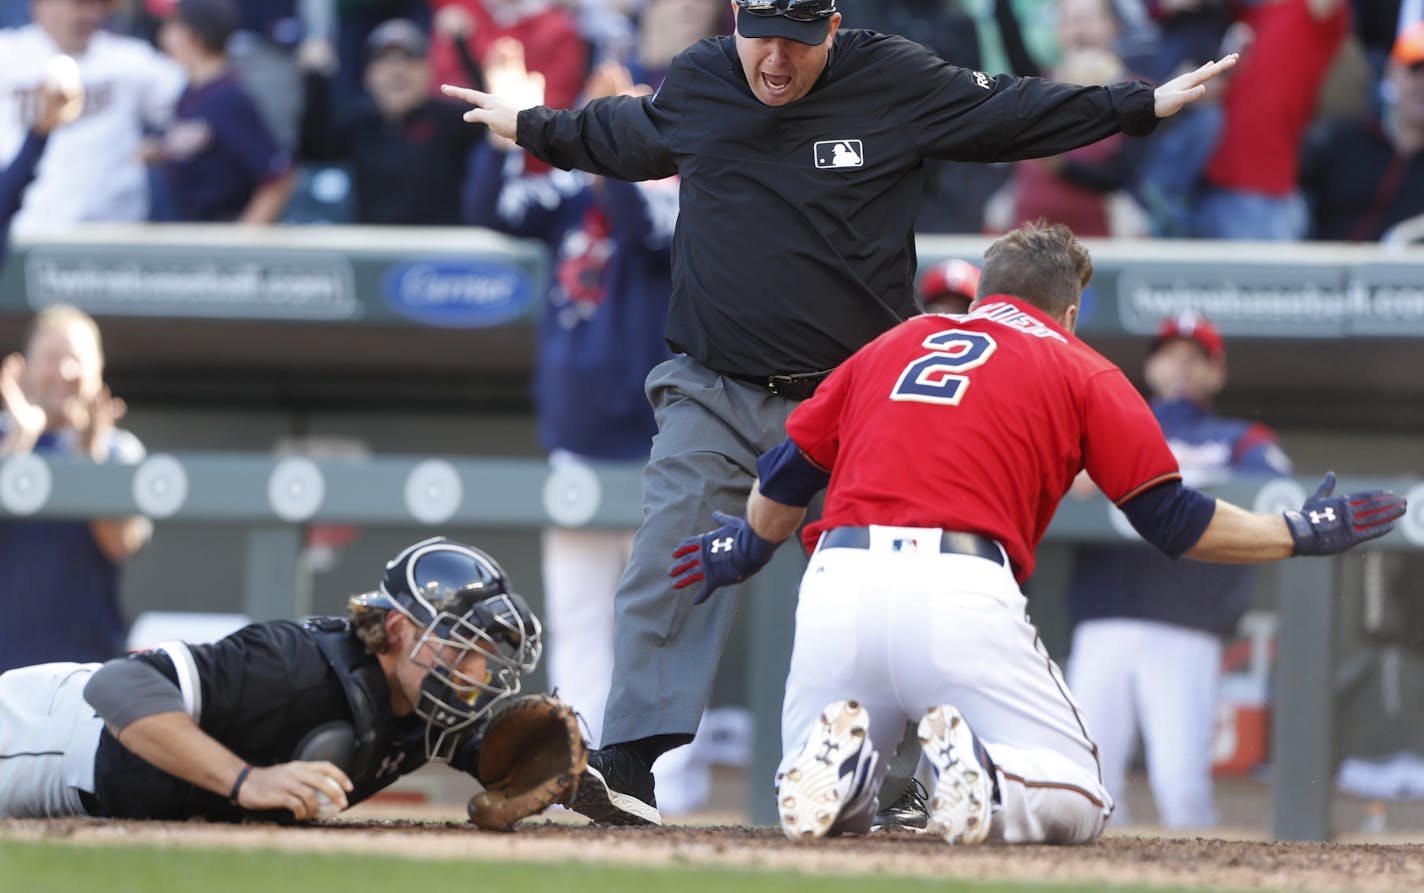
[820,526,1005,566]
[725,369,833,400]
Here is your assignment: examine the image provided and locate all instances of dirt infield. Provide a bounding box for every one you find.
[5,816,1423,892]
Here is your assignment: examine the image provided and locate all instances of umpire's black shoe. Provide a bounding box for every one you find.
[568,745,662,826]
[872,778,930,833]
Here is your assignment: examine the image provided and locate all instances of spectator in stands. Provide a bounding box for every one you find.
[226,0,306,150]
[629,0,729,88]
[1134,22,1242,237]
[916,258,980,315]
[1351,0,1404,91]
[1,62,82,268]
[430,0,586,110]
[990,0,1148,237]
[1194,0,1350,240]
[151,0,295,223]
[1301,20,1424,241]
[0,0,184,234]
[1143,0,1233,84]
[0,0,27,27]
[837,0,990,233]
[1064,312,1293,829]
[0,305,152,674]
[299,18,478,225]
[331,0,428,106]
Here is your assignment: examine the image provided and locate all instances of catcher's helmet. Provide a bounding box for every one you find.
[355,537,543,761]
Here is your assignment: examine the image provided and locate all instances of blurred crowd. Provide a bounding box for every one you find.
[1,0,1421,242]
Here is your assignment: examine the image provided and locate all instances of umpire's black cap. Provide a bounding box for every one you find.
[735,0,837,47]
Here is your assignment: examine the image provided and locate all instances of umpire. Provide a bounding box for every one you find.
[446,0,1237,826]
[0,538,541,821]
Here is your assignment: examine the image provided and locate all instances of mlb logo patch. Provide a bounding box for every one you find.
[892,537,919,553]
[814,139,864,169]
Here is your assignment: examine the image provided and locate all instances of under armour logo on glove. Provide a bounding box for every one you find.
[1283,472,1407,556]
[669,511,780,605]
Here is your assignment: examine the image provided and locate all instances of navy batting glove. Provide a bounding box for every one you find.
[669,511,779,605]
[1283,471,1407,556]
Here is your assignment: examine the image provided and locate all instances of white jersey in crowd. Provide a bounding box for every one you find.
[0,24,183,234]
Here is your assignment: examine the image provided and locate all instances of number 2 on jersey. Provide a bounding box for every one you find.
[890,329,998,405]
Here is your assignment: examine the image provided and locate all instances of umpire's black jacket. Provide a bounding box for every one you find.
[517,30,1159,379]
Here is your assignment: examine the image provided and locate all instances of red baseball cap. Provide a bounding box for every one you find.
[918,259,981,305]
[1152,311,1225,361]
[1393,21,1424,67]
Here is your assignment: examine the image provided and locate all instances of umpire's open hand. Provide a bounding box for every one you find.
[441,83,521,142]
[670,511,778,605]
[1283,472,1407,556]
[1153,54,1238,119]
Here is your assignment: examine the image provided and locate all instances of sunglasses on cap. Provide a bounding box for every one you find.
[735,0,836,23]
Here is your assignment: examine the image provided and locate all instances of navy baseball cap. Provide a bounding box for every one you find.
[735,0,837,46]
[367,18,428,59]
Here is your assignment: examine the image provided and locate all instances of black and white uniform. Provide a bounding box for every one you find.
[0,618,472,820]
[514,29,1162,752]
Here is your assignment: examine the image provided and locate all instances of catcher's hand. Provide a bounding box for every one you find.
[467,694,587,831]
[1283,471,1406,556]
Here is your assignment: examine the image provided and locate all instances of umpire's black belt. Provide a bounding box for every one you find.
[820,526,1005,566]
[725,369,832,400]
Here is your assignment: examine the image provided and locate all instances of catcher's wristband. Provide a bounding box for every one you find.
[228,764,254,805]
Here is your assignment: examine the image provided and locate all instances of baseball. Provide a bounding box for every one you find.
[43,54,81,95]
[314,790,341,820]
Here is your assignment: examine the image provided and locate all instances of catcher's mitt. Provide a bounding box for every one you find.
[467,693,587,831]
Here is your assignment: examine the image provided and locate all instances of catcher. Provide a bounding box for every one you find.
[0,536,585,830]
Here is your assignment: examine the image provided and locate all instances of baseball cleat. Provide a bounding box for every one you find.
[872,777,930,833]
[918,705,993,845]
[566,746,662,826]
[778,699,879,840]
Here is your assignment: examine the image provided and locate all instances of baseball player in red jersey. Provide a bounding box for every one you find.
[669,222,1405,845]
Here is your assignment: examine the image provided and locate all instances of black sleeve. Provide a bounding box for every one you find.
[898,39,1159,163]
[993,0,1041,77]
[0,131,46,268]
[454,36,486,92]
[1058,135,1148,193]
[298,70,355,162]
[516,60,681,180]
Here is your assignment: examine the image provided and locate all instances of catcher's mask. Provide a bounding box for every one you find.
[354,537,543,761]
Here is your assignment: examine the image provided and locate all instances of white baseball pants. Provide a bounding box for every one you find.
[541,525,635,750]
[779,526,1112,844]
[1066,618,1222,828]
[0,662,105,817]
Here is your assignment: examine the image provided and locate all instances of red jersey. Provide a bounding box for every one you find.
[1205,0,1349,195]
[787,298,1180,582]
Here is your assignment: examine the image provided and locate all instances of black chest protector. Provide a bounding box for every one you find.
[300,617,402,786]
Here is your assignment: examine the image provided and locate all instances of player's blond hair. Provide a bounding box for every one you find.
[348,596,394,655]
[978,221,1093,319]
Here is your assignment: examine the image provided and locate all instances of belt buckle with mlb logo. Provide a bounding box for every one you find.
[814,139,863,169]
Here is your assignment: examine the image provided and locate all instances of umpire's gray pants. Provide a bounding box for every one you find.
[602,355,803,746]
